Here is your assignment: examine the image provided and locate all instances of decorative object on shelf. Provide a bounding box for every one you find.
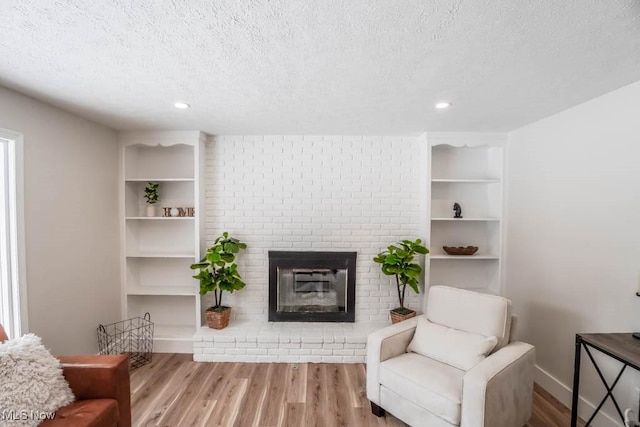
[373,239,429,324]
[453,202,463,218]
[161,207,196,217]
[443,246,479,256]
[144,182,159,217]
[190,232,248,329]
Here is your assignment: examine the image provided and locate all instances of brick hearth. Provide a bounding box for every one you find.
[193,320,388,363]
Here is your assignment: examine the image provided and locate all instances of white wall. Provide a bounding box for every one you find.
[205,135,425,322]
[506,80,640,425]
[0,86,120,355]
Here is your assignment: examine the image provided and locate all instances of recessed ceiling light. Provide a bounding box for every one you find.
[435,102,452,109]
[174,102,190,109]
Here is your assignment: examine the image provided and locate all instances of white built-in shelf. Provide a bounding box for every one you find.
[126,252,196,258]
[429,285,499,296]
[125,178,195,182]
[430,254,499,260]
[127,286,196,296]
[121,132,205,355]
[431,217,500,222]
[432,178,501,183]
[125,216,195,220]
[427,134,506,296]
[154,325,196,340]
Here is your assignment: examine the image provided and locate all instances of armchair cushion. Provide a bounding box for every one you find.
[380,352,464,425]
[426,286,513,350]
[407,318,498,370]
[366,317,419,405]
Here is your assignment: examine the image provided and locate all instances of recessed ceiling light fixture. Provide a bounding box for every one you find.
[435,102,452,109]
[174,102,190,109]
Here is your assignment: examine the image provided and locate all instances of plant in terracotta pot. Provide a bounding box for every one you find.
[373,239,429,324]
[144,182,159,217]
[190,232,247,329]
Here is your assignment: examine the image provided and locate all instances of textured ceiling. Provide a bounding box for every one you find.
[1,1,639,134]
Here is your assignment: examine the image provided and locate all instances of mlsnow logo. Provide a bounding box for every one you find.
[1,410,56,421]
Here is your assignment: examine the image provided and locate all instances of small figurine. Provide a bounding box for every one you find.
[453,202,463,219]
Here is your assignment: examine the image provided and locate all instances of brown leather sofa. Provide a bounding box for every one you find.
[0,325,131,427]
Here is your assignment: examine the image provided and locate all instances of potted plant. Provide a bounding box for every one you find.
[144,182,159,217]
[373,239,429,324]
[190,232,247,329]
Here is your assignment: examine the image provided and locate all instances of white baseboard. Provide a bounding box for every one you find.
[153,338,193,354]
[535,364,621,427]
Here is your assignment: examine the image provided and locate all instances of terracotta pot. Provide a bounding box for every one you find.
[390,309,416,324]
[206,307,231,329]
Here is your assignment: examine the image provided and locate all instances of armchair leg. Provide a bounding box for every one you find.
[371,402,386,417]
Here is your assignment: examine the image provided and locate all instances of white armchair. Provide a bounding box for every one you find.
[367,286,535,427]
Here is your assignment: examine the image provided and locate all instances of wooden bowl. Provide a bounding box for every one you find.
[443,246,479,256]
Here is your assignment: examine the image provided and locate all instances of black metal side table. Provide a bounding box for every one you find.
[571,333,640,426]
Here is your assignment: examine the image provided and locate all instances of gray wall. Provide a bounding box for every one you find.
[0,85,120,354]
[505,80,640,425]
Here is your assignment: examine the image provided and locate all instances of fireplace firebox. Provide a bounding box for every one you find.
[268,251,356,322]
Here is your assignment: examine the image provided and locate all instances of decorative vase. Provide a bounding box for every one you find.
[390,309,416,324]
[146,205,156,217]
[206,307,231,329]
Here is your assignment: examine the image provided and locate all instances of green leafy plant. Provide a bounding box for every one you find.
[144,182,159,205]
[190,232,247,312]
[373,239,429,314]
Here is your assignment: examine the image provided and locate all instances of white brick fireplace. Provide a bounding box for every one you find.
[194,135,425,362]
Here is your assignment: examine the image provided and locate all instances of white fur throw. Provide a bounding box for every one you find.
[0,334,75,426]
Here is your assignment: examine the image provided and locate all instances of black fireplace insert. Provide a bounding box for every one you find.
[268,251,356,322]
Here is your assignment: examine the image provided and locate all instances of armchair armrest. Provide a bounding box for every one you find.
[461,341,535,427]
[57,354,131,427]
[366,317,419,405]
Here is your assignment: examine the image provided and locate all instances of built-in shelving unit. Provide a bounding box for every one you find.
[427,133,506,295]
[119,131,206,353]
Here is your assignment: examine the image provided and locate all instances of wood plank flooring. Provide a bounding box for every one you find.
[130,353,584,427]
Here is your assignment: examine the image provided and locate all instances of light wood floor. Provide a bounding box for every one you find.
[130,353,584,427]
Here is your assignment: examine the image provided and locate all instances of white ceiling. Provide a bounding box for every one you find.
[1,1,639,135]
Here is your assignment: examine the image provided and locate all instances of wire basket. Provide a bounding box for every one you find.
[97,312,154,369]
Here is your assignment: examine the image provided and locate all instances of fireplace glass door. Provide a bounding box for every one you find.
[277,268,347,314]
